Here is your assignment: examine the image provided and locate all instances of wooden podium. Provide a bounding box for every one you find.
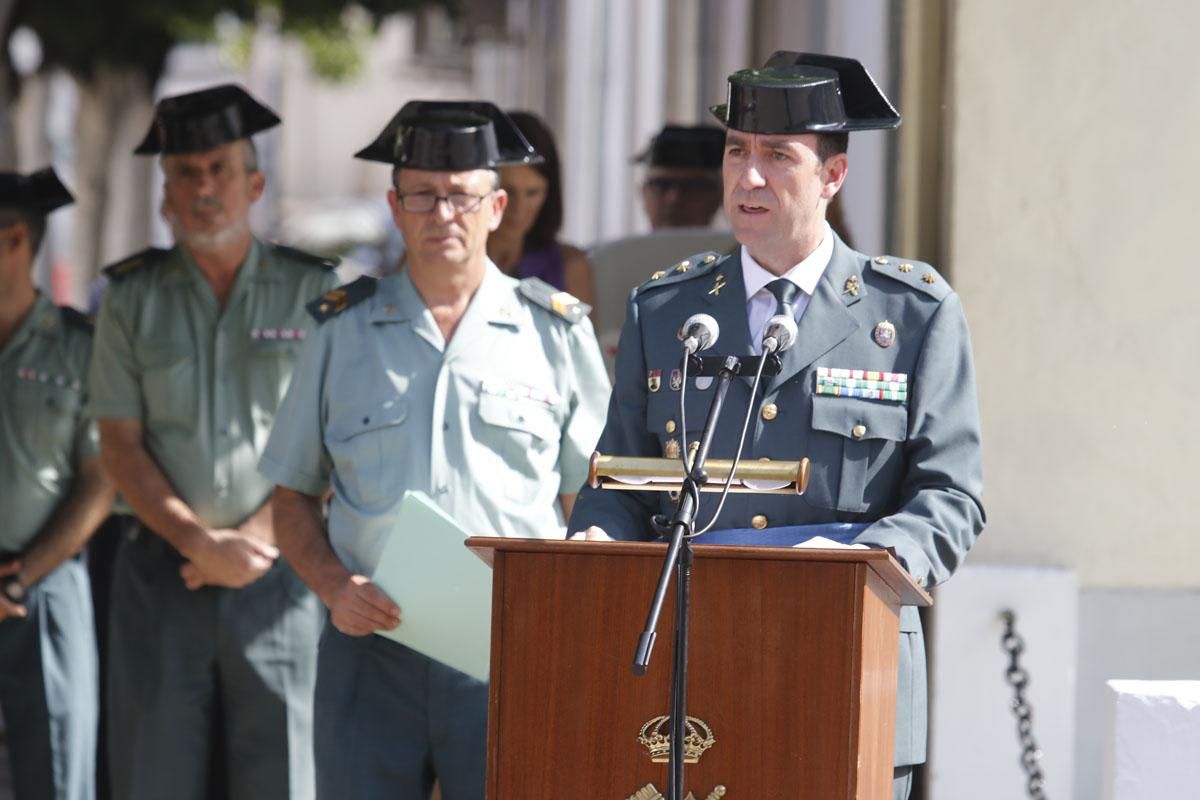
[466,538,931,800]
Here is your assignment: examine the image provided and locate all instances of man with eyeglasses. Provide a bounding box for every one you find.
[260,101,610,799]
[87,84,339,799]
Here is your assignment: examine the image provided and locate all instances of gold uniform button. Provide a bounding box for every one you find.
[873,256,890,265]
[751,515,768,530]
[665,420,677,434]
[761,403,778,421]
[852,423,867,439]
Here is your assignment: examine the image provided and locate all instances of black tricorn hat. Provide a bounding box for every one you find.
[0,168,74,215]
[634,125,726,170]
[134,84,280,155]
[354,101,543,170]
[710,52,900,134]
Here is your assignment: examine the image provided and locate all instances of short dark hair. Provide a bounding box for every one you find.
[506,110,564,251]
[816,132,849,162]
[0,208,47,256]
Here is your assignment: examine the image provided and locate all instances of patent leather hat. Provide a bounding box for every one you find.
[355,101,543,170]
[134,84,280,155]
[710,51,900,133]
[634,125,726,169]
[0,168,74,215]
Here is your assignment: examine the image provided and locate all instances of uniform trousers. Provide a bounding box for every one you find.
[314,626,487,800]
[106,528,321,800]
[0,558,97,800]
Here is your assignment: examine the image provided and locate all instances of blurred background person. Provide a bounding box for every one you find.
[486,110,596,311]
[87,85,338,800]
[635,123,726,230]
[0,168,114,800]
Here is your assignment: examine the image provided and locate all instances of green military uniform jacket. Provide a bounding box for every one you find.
[87,238,339,528]
[259,261,611,576]
[1,293,97,552]
[567,235,985,766]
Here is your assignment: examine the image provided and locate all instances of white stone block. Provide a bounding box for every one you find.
[1103,680,1200,800]
[926,564,1077,800]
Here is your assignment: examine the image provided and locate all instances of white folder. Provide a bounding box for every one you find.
[370,491,493,682]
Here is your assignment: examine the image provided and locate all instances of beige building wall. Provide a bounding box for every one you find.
[945,2,1200,589]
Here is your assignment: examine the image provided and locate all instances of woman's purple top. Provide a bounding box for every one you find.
[515,242,565,289]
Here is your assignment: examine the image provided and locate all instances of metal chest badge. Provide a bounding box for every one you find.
[647,369,662,392]
[872,320,896,348]
[670,369,683,391]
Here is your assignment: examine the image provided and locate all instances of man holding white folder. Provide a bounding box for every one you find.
[260,101,609,800]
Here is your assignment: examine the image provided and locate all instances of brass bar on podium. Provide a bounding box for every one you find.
[587,452,810,495]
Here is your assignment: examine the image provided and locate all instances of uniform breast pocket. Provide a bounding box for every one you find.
[327,397,408,509]
[807,395,908,513]
[140,341,196,427]
[646,388,712,458]
[248,338,300,410]
[476,393,560,502]
[12,381,83,453]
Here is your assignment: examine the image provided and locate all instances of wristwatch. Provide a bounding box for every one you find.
[1,574,26,605]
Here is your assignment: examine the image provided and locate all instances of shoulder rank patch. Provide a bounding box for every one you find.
[518,277,590,324]
[635,250,727,295]
[59,305,93,331]
[270,243,340,271]
[868,255,951,300]
[306,275,377,323]
[102,247,171,282]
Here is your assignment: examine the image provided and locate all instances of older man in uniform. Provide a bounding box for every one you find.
[260,101,609,799]
[87,85,339,800]
[569,53,985,800]
[0,168,114,800]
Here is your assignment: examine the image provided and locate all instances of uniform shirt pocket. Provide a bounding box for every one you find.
[646,388,712,457]
[476,393,559,502]
[11,380,84,455]
[327,397,408,509]
[249,337,301,410]
[139,341,196,428]
[809,395,908,513]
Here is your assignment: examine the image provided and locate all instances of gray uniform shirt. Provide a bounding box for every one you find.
[0,294,97,552]
[87,238,338,528]
[259,262,611,576]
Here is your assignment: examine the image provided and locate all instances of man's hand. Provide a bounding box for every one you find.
[180,529,279,590]
[329,574,401,637]
[569,526,614,542]
[0,560,27,621]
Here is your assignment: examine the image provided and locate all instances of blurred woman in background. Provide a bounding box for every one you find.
[487,110,597,313]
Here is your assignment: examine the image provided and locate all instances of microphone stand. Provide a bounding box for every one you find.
[632,353,741,800]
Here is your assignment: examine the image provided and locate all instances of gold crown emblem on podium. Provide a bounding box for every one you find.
[638,715,716,764]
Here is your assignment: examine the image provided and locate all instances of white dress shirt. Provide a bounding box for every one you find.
[741,222,834,354]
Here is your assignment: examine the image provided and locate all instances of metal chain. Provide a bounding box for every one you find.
[1000,610,1048,799]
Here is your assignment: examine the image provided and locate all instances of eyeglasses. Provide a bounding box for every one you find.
[394,190,492,214]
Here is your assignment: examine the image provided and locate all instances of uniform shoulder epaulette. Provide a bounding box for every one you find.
[102,247,171,282]
[270,243,340,271]
[868,255,952,300]
[635,250,727,294]
[518,277,590,324]
[59,305,93,331]
[306,276,377,323]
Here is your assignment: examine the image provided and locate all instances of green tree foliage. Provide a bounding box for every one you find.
[7,0,447,83]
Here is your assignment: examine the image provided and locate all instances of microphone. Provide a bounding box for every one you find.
[762,314,798,354]
[678,313,720,355]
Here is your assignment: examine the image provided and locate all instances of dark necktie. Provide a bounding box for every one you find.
[765,278,799,319]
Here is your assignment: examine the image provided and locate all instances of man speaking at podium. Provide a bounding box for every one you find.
[568,53,985,800]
